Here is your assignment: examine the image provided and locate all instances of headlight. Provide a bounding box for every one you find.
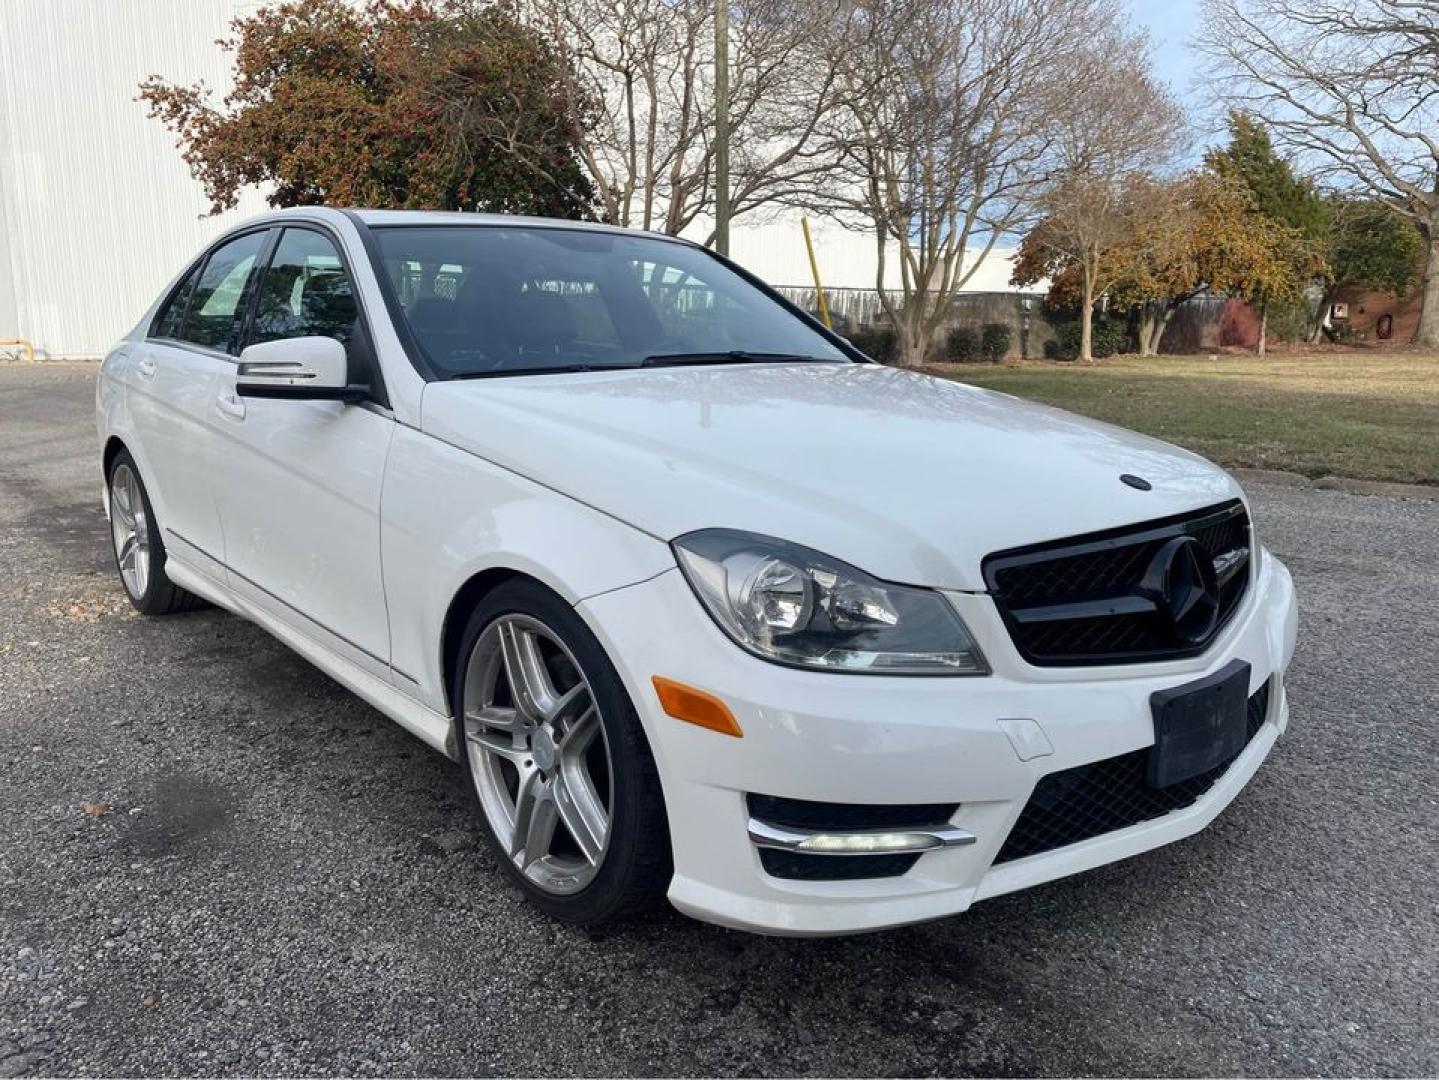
[672,529,988,675]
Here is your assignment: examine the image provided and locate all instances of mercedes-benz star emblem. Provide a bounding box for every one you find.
[1141,536,1221,644]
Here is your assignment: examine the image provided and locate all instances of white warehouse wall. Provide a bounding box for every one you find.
[718,212,1040,295]
[0,0,270,358]
[0,0,1037,357]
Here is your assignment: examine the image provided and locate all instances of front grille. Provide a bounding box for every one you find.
[983,501,1252,666]
[994,679,1271,864]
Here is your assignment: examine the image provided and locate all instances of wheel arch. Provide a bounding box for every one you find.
[102,435,128,480]
[440,566,544,719]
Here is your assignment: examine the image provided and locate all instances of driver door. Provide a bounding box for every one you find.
[212,226,396,681]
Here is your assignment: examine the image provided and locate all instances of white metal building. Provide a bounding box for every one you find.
[0,0,1033,358]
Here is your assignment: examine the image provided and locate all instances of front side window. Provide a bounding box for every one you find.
[371,226,850,378]
[181,231,267,354]
[250,228,358,346]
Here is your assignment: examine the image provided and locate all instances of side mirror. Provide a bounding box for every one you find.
[236,337,367,402]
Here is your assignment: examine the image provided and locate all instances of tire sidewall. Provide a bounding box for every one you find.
[452,580,669,924]
[107,451,169,614]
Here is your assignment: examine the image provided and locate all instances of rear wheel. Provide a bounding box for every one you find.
[107,451,203,615]
[453,580,670,924]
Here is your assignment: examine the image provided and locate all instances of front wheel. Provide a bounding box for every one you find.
[453,580,671,924]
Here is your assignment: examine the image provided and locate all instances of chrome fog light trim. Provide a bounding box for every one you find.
[747,818,976,856]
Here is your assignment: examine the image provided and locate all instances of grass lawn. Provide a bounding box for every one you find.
[927,351,1439,486]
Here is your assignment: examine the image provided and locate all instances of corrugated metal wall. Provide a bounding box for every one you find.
[0,0,270,358]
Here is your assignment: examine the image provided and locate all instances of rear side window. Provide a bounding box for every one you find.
[180,231,267,354]
[249,229,358,346]
[152,265,200,341]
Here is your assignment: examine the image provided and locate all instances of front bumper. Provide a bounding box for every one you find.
[577,549,1298,936]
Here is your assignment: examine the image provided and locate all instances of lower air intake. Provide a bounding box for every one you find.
[994,680,1271,864]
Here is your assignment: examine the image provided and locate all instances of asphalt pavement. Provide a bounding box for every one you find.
[1,362,1435,1077]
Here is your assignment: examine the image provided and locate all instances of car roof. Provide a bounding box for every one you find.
[247,206,697,247]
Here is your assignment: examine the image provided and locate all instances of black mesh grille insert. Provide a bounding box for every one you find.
[983,501,1252,666]
[758,849,922,881]
[994,680,1271,864]
[746,794,960,832]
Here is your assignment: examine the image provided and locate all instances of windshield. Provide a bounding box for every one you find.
[370,225,851,378]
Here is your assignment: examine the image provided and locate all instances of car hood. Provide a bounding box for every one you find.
[421,363,1243,591]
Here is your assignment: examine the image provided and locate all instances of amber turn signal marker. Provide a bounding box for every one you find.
[652,676,743,738]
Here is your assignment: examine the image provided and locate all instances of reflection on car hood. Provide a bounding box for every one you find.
[421,363,1243,591]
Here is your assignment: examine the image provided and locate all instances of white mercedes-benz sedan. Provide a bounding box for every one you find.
[97,208,1297,935]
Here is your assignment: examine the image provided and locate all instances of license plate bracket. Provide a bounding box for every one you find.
[1148,659,1251,788]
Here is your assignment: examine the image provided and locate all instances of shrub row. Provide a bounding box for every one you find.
[1045,315,1127,360]
[944,322,1013,362]
[844,322,1017,364]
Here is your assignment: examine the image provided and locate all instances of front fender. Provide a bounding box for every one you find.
[381,424,674,713]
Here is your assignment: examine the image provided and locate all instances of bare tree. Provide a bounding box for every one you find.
[1024,28,1188,362]
[1198,0,1439,346]
[526,0,841,240]
[808,0,1143,367]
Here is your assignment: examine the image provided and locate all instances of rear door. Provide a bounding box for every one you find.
[212,226,395,681]
[127,229,271,578]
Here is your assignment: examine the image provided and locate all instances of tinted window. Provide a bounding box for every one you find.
[152,264,200,340]
[372,226,848,377]
[182,231,267,354]
[250,229,358,346]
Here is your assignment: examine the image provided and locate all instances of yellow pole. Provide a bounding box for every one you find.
[800,218,832,330]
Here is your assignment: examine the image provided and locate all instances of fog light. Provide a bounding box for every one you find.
[797,831,945,854]
[748,818,976,854]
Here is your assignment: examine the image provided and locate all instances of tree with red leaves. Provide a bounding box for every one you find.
[140,0,595,218]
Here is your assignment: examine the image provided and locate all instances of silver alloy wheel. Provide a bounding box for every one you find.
[109,463,150,601]
[462,614,613,895]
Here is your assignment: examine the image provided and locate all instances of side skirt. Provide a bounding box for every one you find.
[165,556,460,762]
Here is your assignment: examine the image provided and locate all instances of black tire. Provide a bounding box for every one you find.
[106,449,205,616]
[452,579,671,924]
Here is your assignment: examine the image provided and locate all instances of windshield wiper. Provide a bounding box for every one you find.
[640,350,836,368]
[448,363,624,380]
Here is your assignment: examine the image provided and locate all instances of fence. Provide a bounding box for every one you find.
[773,287,1059,359]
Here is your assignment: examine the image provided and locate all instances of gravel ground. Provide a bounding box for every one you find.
[1,362,1435,1077]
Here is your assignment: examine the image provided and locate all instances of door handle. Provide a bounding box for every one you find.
[216,392,246,420]
[136,357,157,378]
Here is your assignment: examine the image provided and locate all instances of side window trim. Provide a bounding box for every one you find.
[234,227,281,352]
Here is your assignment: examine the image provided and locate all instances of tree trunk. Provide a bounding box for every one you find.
[903,336,926,367]
[1256,300,1267,358]
[897,308,927,368]
[1137,305,1157,357]
[1309,286,1333,344]
[1415,225,1439,348]
[1148,306,1175,356]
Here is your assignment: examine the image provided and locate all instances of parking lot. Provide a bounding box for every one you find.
[1,361,1435,1077]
